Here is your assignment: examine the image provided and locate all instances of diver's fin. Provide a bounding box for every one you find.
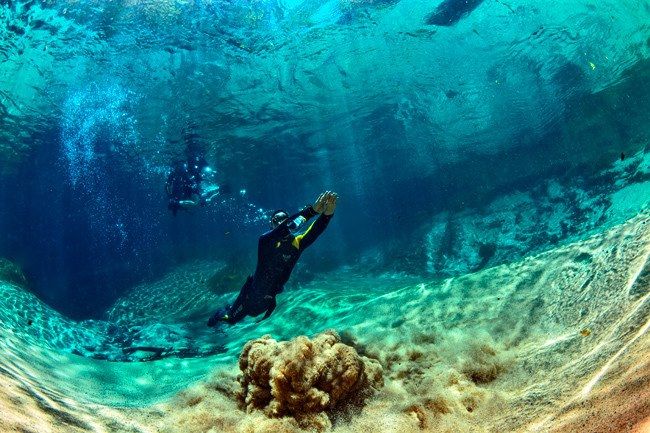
[257,299,277,323]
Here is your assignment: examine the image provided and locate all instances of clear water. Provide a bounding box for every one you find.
[0,0,649,432]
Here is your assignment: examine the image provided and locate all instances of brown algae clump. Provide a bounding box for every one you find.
[461,342,508,385]
[237,330,384,430]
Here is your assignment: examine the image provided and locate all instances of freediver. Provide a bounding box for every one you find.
[165,142,227,216]
[207,191,338,326]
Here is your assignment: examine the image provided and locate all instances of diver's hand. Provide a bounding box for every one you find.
[324,191,338,215]
[313,192,327,213]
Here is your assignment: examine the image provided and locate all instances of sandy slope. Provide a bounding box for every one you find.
[0,212,648,433]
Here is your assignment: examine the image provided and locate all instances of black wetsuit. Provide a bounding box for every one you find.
[166,163,195,215]
[166,161,205,215]
[216,206,332,325]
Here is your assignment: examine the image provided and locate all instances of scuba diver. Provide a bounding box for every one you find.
[207,191,338,326]
[166,145,226,216]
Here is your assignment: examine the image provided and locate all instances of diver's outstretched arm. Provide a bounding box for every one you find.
[294,213,332,249]
[294,191,338,250]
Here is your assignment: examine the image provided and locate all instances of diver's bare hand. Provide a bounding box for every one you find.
[313,192,327,213]
[324,191,338,215]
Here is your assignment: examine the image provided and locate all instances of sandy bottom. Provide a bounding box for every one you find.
[0,212,649,433]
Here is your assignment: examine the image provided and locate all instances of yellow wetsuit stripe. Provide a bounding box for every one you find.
[292,221,317,249]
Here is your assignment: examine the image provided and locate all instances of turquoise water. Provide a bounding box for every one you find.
[0,0,649,432]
